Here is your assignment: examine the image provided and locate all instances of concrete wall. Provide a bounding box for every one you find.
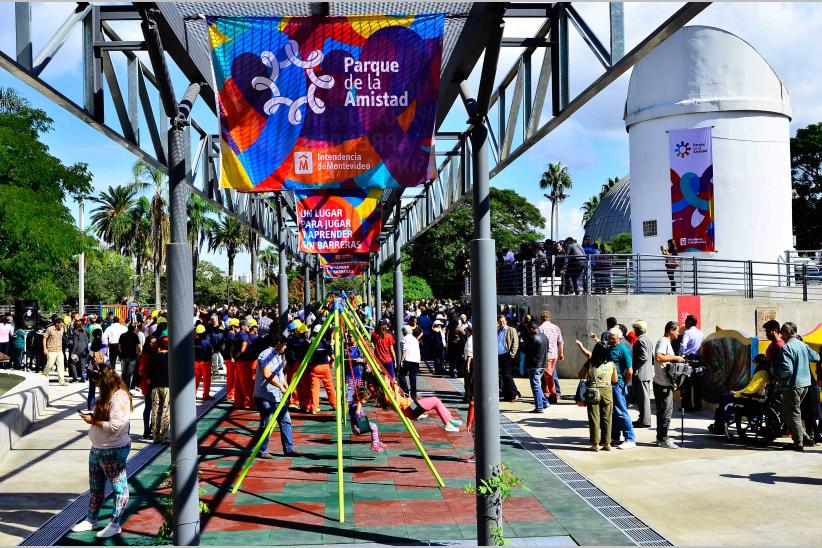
[0,372,49,460]
[499,294,821,379]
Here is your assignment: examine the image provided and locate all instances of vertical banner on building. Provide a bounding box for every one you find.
[669,127,715,252]
[296,189,382,253]
[207,14,445,191]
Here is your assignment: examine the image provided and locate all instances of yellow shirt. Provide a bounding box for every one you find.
[733,369,769,397]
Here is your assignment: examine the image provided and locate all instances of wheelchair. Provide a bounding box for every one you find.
[710,383,784,446]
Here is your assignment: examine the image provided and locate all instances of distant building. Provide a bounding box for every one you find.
[583,175,631,244]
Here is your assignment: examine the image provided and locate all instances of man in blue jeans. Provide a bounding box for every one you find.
[254,336,297,459]
[524,321,549,413]
[605,327,636,449]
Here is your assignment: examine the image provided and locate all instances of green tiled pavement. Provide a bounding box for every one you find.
[55,374,632,546]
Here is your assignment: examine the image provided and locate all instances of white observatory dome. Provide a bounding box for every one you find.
[625,25,791,128]
[624,26,793,292]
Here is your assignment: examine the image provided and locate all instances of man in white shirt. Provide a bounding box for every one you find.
[101,317,128,369]
[679,315,704,411]
[399,325,421,398]
[653,321,686,449]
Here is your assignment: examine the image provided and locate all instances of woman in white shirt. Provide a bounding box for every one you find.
[71,367,133,539]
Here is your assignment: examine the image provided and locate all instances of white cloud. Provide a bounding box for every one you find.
[536,199,585,243]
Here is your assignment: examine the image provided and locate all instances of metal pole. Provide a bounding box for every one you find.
[375,252,382,322]
[79,198,85,316]
[393,202,404,363]
[166,82,201,546]
[462,31,503,537]
[276,197,289,333]
[303,264,310,313]
[366,263,373,311]
[314,268,321,303]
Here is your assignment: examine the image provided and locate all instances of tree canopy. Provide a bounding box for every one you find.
[0,88,93,309]
[791,122,822,248]
[406,187,545,297]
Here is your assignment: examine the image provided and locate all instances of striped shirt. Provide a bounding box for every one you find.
[254,347,286,401]
[538,321,563,360]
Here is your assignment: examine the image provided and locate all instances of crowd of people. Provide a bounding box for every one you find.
[5,294,818,537]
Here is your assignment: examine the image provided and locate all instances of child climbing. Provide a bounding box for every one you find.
[349,387,386,452]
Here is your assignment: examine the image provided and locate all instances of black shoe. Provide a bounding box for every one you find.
[284,451,299,458]
[530,408,544,414]
[802,437,816,447]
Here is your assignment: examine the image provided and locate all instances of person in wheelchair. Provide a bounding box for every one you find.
[708,354,772,434]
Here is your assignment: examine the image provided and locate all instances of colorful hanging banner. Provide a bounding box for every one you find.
[207,14,445,192]
[296,189,382,253]
[323,262,366,278]
[669,127,715,252]
[318,252,371,267]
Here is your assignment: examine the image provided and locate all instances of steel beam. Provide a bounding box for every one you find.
[32,3,91,76]
[14,3,32,70]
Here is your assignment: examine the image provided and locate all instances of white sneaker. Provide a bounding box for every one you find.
[417,413,429,420]
[444,423,459,432]
[618,440,637,450]
[71,519,99,532]
[95,522,121,539]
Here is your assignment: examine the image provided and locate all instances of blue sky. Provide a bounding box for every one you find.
[1,2,821,275]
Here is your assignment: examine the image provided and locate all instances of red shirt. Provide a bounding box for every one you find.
[371,331,395,365]
[766,339,784,364]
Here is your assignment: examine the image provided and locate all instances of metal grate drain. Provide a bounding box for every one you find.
[22,388,226,546]
[448,378,673,547]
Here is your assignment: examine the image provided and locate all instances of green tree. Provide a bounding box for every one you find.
[85,247,136,304]
[0,88,92,308]
[606,232,632,254]
[130,159,168,308]
[379,273,434,301]
[258,246,278,286]
[791,122,822,248]
[407,188,545,298]
[89,185,138,255]
[187,194,218,279]
[538,162,572,241]
[194,260,228,305]
[129,195,152,297]
[581,176,621,227]
[208,216,248,304]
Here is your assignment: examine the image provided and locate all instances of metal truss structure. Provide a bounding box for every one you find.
[377,1,709,268]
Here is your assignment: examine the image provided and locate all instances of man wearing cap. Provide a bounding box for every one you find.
[371,320,398,379]
[286,321,309,409]
[631,320,654,428]
[42,317,66,385]
[194,325,214,400]
[232,320,253,409]
[225,318,241,403]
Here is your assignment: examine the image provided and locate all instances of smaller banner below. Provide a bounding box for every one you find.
[296,189,382,253]
[323,262,366,278]
[318,252,371,267]
[669,127,715,252]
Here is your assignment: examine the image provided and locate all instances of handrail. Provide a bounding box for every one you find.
[490,252,822,302]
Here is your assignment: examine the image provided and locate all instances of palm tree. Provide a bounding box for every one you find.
[208,215,248,303]
[258,246,278,286]
[581,195,600,226]
[89,185,138,255]
[188,194,218,280]
[130,159,168,309]
[599,176,621,199]
[128,195,151,299]
[539,162,573,241]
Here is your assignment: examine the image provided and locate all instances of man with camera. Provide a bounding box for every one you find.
[654,321,687,448]
[679,315,704,411]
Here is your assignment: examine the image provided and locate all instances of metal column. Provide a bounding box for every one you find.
[78,198,85,316]
[314,268,321,303]
[166,83,201,546]
[375,251,382,322]
[461,16,503,545]
[393,202,403,361]
[366,263,373,310]
[276,197,288,333]
[303,264,310,313]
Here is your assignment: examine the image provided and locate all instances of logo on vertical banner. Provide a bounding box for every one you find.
[669,127,715,253]
[207,14,445,191]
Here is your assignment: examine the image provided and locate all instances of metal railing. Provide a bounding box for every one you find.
[494,253,822,301]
